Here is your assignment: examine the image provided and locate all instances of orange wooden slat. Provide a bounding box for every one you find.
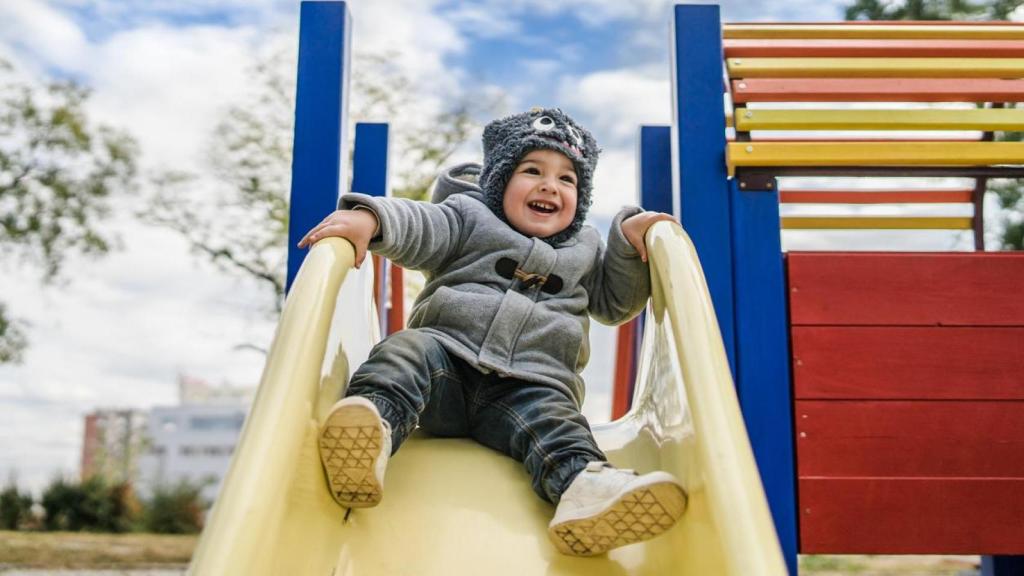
[780,189,974,203]
[732,77,1024,102]
[725,39,1024,58]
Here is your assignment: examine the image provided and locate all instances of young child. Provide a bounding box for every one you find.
[297,107,686,556]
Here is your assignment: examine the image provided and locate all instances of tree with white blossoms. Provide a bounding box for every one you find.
[0,59,139,364]
[145,46,502,314]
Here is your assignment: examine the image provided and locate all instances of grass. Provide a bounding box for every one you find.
[0,531,984,574]
[800,554,981,575]
[0,531,195,569]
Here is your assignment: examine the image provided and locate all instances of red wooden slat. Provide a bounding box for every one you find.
[611,319,637,420]
[725,39,1024,58]
[792,326,1024,400]
[726,38,1024,58]
[795,400,1024,477]
[787,252,1024,326]
[781,189,974,203]
[799,478,1024,553]
[732,77,1024,102]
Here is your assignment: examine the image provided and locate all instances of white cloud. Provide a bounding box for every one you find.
[0,0,91,73]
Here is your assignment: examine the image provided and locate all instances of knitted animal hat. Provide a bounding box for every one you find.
[479,107,600,245]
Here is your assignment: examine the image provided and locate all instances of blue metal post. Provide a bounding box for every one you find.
[983,556,1024,575]
[671,4,736,376]
[730,179,798,574]
[672,5,796,572]
[352,122,391,333]
[639,126,673,215]
[286,1,352,293]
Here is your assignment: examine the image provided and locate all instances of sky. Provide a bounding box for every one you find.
[0,0,986,495]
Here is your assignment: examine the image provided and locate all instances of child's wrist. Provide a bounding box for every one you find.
[351,205,381,238]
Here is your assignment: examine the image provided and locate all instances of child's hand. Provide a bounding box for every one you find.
[297,208,379,268]
[621,211,678,263]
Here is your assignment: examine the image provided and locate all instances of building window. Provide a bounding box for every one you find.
[188,414,244,431]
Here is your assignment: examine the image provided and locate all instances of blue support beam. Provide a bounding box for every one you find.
[639,126,673,215]
[286,1,352,293]
[671,4,736,376]
[352,122,390,333]
[983,556,1024,575]
[729,179,798,575]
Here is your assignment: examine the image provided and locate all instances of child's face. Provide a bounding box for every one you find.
[502,149,578,239]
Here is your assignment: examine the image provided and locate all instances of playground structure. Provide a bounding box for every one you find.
[187,2,1024,575]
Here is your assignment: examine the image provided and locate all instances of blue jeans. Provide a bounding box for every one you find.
[345,329,606,503]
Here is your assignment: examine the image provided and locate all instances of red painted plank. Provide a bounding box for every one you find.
[795,400,1024,477]
[792,327,1024,400]
[611,319,637,420]
[725,39,1024,58]
[732,77,1024,102]
[799,477,1024,553]
[788,252,1024,326]
[781,189,973,204]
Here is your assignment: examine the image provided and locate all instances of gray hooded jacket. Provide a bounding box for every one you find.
[340,163,650,405]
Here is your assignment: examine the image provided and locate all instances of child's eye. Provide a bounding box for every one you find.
[523,167,540,174]
[561,175,576,184]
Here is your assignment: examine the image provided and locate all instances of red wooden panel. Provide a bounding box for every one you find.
[799,477,1024,553]
[781,189,973,204]
[792,327,1024,400]
[731,77,1024,102]
[725,39,1024,58]
[795,400,1024,477]
[788,252,1024,326]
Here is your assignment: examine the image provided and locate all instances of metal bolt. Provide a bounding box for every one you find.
[766,182,773,189]
[745,145,753,153]
[800,432,807,438]
[744,110,753,118]
[738,82,747,89]
[734,59,742,65]
[740,181,746,189]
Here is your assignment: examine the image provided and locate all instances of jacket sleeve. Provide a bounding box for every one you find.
[339,192,463,272]
[582,206,651,326]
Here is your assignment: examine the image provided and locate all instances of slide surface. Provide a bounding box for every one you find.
[187,222,786,575]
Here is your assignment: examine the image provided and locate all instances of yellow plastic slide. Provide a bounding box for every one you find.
[186,222,786,575]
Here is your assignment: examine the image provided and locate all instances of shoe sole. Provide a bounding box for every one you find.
[318,401,385,508]
[548,481,688,556]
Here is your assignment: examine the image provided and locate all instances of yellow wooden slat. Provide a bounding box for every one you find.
[735,107,1024,131]
[723,24,1024,41]
[727,142,1024,173]
[727,57,1024,78]
[782,216,973,230]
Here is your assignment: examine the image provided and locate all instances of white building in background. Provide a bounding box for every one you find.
[136,375,255,503]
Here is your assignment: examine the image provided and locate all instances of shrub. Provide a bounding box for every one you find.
[0,481,33,530]
[39,475,139,532]
[142,480,206,534]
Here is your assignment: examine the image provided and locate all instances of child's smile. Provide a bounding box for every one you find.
[503,149,578,239]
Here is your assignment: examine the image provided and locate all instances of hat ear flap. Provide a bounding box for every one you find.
[482,120,512,160]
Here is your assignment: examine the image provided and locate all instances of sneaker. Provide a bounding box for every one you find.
[548,461,688,556]
[318,396,392,508]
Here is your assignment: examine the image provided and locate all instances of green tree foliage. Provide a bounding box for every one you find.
[0,479,34,530]
[40,475,138,533]
[144,48,500,313]
[0,58,140,362]
[141,480,206,534]
[842,0,1024,249]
